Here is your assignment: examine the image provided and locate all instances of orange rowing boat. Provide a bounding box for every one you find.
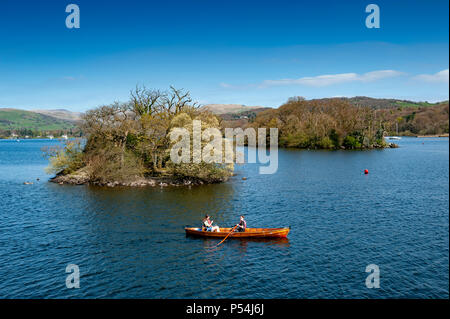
[185,227,290,238]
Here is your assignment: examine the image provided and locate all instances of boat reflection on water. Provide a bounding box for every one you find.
[194,235,290,253]
[229,237,290,254]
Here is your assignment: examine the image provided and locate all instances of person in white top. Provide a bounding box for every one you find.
[202,215,220,232]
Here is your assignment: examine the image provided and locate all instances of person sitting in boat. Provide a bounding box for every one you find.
[202,215,220,232]
[235,215,247,232]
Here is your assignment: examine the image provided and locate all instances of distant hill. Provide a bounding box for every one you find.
[335,96,447,109]
[1,97,447,136]
[202,104,270,115]
[31,109,83,122]
[203,98,448,117]
[0,108,77,131]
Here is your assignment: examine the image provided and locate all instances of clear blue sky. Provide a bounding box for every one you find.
[0,0,448,111]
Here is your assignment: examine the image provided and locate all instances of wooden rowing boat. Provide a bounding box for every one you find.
[185,227,290,238]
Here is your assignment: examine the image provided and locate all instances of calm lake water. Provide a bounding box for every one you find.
[0,138,448,298]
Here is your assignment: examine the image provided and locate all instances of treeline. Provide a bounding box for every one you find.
[247,97,388,150]
[232,98,449,149]
[0,128,82,139]
[337,96,445,109]
[376,102,449,136]
[46,86,234,185]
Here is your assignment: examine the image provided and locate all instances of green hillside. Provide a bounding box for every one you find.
[0,108,77,131]
[342,96,446,109]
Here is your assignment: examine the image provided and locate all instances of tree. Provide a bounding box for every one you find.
[47,86,233,185]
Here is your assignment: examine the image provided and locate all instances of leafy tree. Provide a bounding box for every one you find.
[46,86,234,185]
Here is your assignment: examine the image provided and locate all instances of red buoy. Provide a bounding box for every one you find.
[364,169,369,174]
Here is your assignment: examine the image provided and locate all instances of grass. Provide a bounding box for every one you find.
[0,109,76,131]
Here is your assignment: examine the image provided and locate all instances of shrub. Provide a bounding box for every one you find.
[319,136,334,149]
[280,133,309,148]
[167,112,234,183]
[343,135,362,149]
[86,145,146,183]
[44,140,84,175]
[329,129,340,148]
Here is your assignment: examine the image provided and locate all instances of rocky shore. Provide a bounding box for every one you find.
[388,142,399,148]
[49,168,208,187]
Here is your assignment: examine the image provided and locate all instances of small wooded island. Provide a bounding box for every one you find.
[46,87,402,187]
[46,86,235,187]
[248,96,394,150]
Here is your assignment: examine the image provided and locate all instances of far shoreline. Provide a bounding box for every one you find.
[415,134,449,138]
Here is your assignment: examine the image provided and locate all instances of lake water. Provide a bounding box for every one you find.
[0,138,448,298]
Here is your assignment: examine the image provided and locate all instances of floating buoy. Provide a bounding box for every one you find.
[364,169,369,174]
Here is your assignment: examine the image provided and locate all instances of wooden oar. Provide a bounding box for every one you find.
[215,225,238,247]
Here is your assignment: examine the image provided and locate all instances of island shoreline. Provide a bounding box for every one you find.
[49,173,212,187]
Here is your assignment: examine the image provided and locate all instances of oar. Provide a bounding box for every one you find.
[214,225,238,247]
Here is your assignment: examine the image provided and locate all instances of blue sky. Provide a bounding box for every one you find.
[0,0,448,111]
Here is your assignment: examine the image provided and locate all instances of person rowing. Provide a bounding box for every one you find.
[235,215,247,232]
[202,215,220,232]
